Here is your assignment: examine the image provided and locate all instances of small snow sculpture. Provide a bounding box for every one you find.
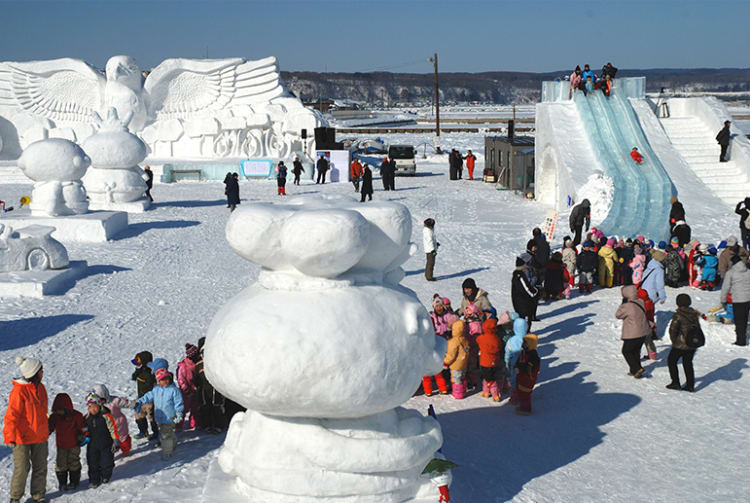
[17,138,90,216]
[204,196,450,501]
[81,108,149,210]
[0,224,69,272]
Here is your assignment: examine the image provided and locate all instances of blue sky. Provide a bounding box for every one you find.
[1,0,748,73]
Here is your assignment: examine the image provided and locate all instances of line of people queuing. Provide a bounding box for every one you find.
[3,339,243,501]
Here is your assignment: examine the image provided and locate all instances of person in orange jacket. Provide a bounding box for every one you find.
[350,158,363,192]
[630,147,643,164]
[464,150,477,180]
[4,356,49,503]
[476,318,503,401]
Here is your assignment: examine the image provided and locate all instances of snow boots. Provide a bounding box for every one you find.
[481,380,490,398]
[489,380,500,402]
[56,471,68,491]
[134,417,149,439]
[69,469,80,490]
[277,186,287,196]
[451,382,466,400]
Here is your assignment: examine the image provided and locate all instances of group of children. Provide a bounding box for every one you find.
[423,285,541,415]
[44,339,233,491]
[568,62,618,97]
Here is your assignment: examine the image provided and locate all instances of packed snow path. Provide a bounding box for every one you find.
[1,136,748,502]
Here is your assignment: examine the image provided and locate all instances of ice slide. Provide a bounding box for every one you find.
[536,78,676,242]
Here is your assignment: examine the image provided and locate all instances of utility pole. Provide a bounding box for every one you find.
[429,53,441,153]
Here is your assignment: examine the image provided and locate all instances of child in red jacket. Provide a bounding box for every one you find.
[476,318,502,401]
[48,393,85,491]
[631,147,643,164]
[637,288,658,360]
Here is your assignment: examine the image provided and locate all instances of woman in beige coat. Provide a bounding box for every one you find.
[615,285,651,378]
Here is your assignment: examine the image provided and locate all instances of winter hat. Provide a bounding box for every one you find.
[727,236,738,247]
[15,356,42,380]
[670,237,679,246]
[92,384,110,402]
[606,237,615,247]
[676,294,691,307]
[636,235,645,244]
[515,256,525,267]
[718,240,727,250]
[651,250,666,262]
[432,294,445,308]
[658,240,667,250]
[185,343,199,359]
[155,368,170,382]
[497,310,511,325]
[708,246,718,255]
[670,196,678,204]
[484,307,498,320]
[85,392,103,406]
[509,311,520,321]
[583,240,594,248]
[646,240,654,249]
[699,243,709,252]
[461,278,477,290]
[131,353,142,367]
[147,358,168,372]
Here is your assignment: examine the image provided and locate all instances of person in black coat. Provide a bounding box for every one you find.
[456,150,464,179]
[316,155,329,184]
[669,197,685,233]
[532,228,550,268]
[448,150,457,180]
[619,240,635,285]
[671,220,691,248]
[386,159,396,191]
[195,339,226,433]
[735,197,750,249]
[512,254,539,330]
[601,62,618,79]
[360,165,373,202]
[226,173,240,211]
[223,172,232,208]
[292,157,305,185]
[84,401,119,488]
[716,120,732,162]
[569,199,591,246]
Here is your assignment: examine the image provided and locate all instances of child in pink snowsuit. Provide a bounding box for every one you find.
[630,248,646,285]
[177,344,200,429]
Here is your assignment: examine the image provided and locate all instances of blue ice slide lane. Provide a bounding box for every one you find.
[573,90,675,241]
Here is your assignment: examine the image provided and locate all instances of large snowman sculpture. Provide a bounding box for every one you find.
[81,108,150,212]
[204,196,451,502]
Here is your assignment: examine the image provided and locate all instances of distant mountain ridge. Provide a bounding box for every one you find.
[281,68,750,105]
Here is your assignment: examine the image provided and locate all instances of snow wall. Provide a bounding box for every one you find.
[536,77,675,241]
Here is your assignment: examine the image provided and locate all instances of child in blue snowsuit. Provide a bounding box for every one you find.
[504,315,528,389]
[135,367,183,460]
[696,246,719,290]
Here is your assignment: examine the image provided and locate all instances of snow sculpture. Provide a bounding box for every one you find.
[0,56,324,160]
[81,109,149,212]
[17,138,90,216]
[204,196,451,502]
[0,224,69,272]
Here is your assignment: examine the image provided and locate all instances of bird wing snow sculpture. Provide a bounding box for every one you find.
[0,58,104,125]
[144,56,285,121]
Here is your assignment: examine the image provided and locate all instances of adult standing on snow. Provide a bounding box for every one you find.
[616,286,649,378]
[350,158,363,192]
[721,255,750,346]
[642,250,667,305]
[456,150,464,179]
[719,236,749,280]
[143,165,154,202]
[716,120,732,163]
[4,356,49,503]
[569,199,591,247]
[380,157,390,190]
[512,254,539,329]
[423,218,438,281]
[669,197,685,233]
[360,164,373,203]
[464,150,477,180]
[292,157,305,185]
[457,278,493,316]
[735,197,750,249]
[448,150,457,180]
[385,157,396,191]
[316,155,329,184]
[222,172,232,207]
[226,172,240,212]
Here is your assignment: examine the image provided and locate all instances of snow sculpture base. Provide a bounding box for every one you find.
[0,260,86,298]
[0,212,128,243]
[86,199,150,213]
[202,408,449,503]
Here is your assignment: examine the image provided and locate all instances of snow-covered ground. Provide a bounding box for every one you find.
[1,138,749,502]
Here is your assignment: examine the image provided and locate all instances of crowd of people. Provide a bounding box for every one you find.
[568,62,618,98]
[3,339,243,501]
[447,149,477,180]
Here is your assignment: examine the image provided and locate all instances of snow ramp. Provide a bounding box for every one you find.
[536,78,675,242]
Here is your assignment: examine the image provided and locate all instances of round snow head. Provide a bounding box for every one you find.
[226,204,297,270]
[18,138,91,182]
[82,131,147,169]
[281,209,369,277]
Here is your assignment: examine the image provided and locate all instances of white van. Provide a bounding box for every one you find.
[388,145,416,176]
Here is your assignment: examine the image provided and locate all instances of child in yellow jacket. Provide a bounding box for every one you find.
[598,238,618,287]
[443,320,470,400]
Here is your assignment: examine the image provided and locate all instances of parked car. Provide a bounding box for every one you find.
[388,145,416,176]
[0,224,69,272]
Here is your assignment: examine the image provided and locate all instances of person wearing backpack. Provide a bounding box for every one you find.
[666,294,702,392]
[720,254,750,346]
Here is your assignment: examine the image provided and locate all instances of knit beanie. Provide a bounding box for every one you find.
[15,356,42,380]
[606,237,615,247]
[185,343,199,359]
[515,256,525,267]
[155,368,170,382]
[658,240,667,250]
[461,278,477,290]
[708,246,718,255]
[670,237,679,246]
[676,294,691,307]
[727,236,738,247]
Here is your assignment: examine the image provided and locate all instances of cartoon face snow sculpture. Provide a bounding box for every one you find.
[18,138,90,217]
[204,196,451,501]
[81,108,149,209]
